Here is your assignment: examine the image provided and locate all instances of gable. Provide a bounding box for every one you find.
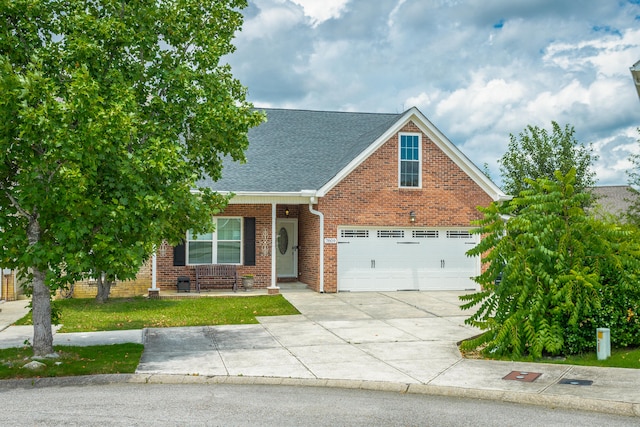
[318,107,507,202]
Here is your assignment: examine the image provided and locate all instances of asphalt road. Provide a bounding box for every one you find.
[1,383,637,426]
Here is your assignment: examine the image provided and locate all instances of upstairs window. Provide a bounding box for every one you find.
[399,133,421,188]
[187,218,242,265]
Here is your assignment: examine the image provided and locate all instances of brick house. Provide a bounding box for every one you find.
[151,107,508,294]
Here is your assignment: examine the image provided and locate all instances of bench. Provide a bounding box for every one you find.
[194,264,238,293]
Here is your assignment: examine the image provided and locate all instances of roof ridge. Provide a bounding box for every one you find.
[253,107,404,116]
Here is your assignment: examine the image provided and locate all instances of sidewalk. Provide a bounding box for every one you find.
[0,293,638,417]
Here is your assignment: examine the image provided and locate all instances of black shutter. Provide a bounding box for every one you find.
[244,217,256,266]
[173,241,186,266]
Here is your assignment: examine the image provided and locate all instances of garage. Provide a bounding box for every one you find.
[337,227,479,292]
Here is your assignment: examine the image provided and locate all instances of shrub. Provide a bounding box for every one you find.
[461,170,640,358]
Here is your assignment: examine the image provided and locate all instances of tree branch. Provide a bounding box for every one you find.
[0,183,31,219]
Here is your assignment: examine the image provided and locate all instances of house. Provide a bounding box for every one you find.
[150,107,508,294]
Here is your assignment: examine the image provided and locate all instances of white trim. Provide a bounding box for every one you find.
[151,252,157,290]
[398,132,422,189]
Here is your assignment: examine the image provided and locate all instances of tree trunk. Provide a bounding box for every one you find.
[28,213,54,356]
[31,267,54,356]
[95,274,113,304]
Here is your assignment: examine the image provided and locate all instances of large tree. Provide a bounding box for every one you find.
[499,122,597,196]
[0,0,263,355]
[461,169,640,358]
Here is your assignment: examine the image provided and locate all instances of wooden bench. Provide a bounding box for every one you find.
[194,264,238,293]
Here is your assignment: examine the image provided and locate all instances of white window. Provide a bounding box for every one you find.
[187,218,242,265]
[399,133,421,188]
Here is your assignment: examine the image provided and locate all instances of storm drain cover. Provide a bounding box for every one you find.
[558,379,593,386]
[502,371,542,382]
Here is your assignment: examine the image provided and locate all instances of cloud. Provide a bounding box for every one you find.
[227,0,640,187]
[290,0,350,27]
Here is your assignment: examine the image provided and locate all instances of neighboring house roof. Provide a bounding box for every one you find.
[199,107,507,201]
[631,59,640,100]
[590,185,637,218]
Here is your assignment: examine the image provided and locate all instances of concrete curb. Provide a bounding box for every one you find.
[1,373,637,417]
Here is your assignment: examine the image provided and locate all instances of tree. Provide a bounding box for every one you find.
[0,0,263,355]
[499,122,597,196]
[461,169,640,358]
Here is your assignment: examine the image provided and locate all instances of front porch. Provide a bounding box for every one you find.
[149,281,311,300]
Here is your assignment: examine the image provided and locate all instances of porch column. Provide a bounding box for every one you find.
[148,251,160,299]
[268,203,280,294]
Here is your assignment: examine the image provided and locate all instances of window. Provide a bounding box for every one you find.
[399,133,421,188]
[413,230,439,238]
[340,229,369,238]
[187,218,242,265]
[377,230,404,238]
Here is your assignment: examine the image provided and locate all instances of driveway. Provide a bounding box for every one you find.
[136,290,481,383]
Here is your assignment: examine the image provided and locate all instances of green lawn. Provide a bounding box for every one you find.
[3,295,299,380]
[538,347,640,369]
[461,343,640,369]
[15,295,300,333]
[0,344,144,379]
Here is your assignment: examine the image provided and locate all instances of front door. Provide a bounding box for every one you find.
[276,219,298,278]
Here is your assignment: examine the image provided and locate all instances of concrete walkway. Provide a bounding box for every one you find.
[1,292,639,417]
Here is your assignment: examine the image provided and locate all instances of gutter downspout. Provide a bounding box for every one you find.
[308,197,324,293]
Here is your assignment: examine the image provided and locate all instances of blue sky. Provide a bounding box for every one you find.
[225,0,640,187]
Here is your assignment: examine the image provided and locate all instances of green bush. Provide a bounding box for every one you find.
[565,256,640,353]
[461,169,640,358]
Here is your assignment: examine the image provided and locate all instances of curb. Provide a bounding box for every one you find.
[1,373,638,417]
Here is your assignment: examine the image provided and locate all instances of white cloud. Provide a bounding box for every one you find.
[543,28,640,77]
[241,0,305,40]
[435,73,527,134]
[289,0,350,27]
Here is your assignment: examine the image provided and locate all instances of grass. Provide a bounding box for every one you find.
[3,294,298,380]
[539,347,640,369]
[461,342,640,369]
[15,295,300,333]
[0,344,144,379]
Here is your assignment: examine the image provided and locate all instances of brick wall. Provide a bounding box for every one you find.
[300,121,493,293]
[298,204,320,288]
[62,261,152,299]
[1,271,18,301]
[155,204,275,291]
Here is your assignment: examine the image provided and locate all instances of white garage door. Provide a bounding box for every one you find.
[337,228,479,292]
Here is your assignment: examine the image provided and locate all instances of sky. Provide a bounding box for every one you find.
[224,0,640,187]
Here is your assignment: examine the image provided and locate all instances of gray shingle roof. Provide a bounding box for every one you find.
[589,185,637,217]
[198,108,403,193]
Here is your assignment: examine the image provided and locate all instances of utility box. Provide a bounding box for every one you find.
[597,328,611,360]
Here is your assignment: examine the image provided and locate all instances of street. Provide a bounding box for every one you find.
[1,383,637,426]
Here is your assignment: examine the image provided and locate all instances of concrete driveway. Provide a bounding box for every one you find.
[136,290,480,383]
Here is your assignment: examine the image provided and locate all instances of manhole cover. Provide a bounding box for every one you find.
[503,371,542,382]
[558,379,593,386]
